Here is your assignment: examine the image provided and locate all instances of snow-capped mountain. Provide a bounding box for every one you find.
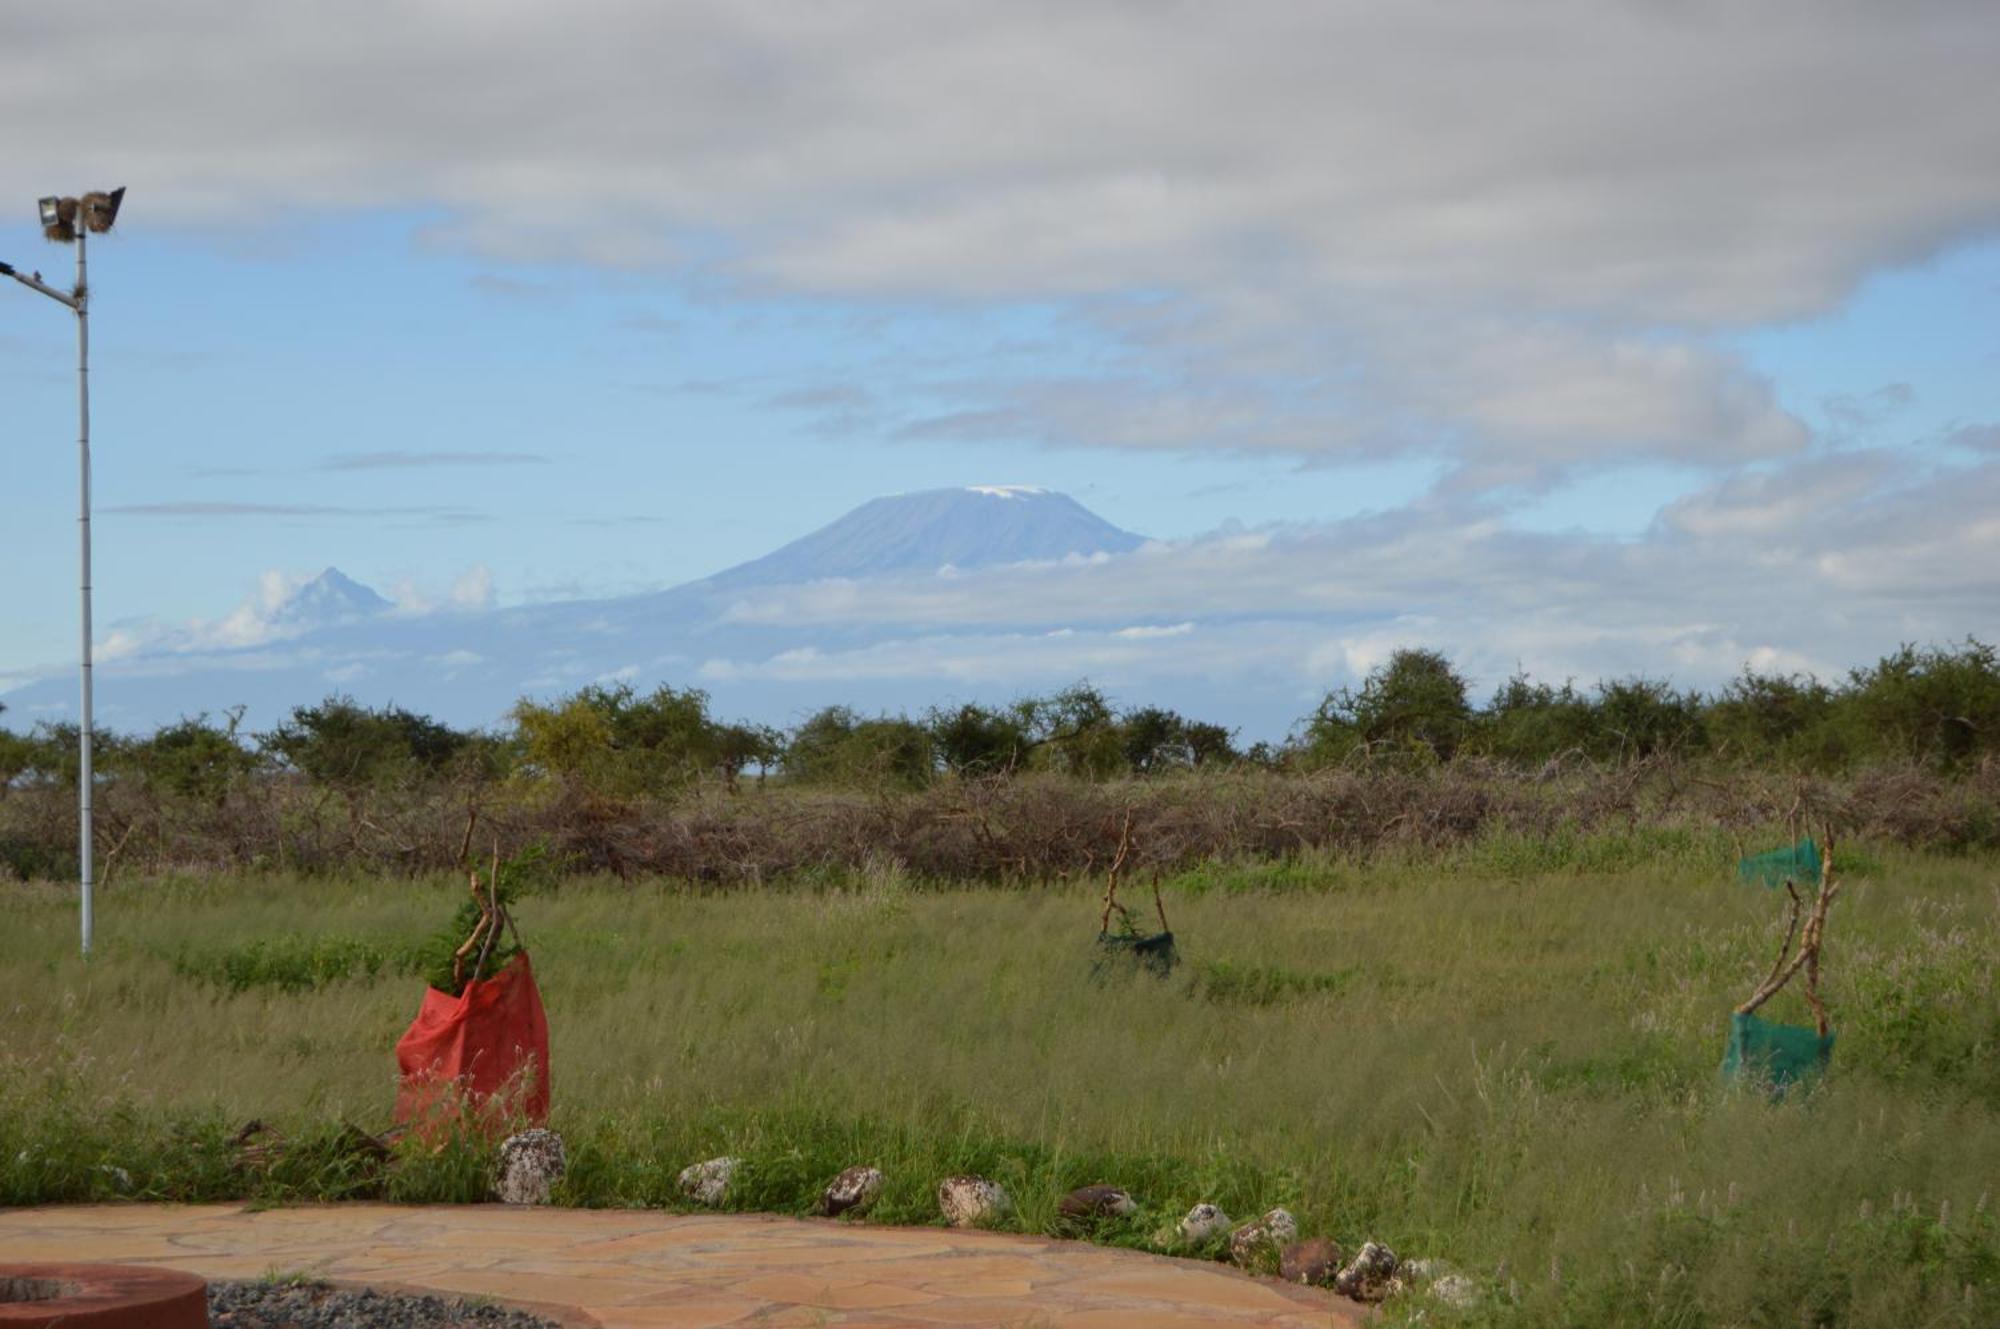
[704,487,1144,588]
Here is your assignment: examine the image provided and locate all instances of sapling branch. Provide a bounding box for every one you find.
[1735,829,1838,1022]
[455,805,479,867]
[471,842,504,980]
[1098,808,1135,934]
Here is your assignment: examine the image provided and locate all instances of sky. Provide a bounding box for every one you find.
[3,1,1997,710]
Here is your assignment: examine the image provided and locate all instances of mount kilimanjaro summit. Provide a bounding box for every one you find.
[1,487,1280,736]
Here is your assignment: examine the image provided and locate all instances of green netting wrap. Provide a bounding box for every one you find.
[1721,1011,1834,1095]
[1738,837,1821,888]
[1093,930,1179,980]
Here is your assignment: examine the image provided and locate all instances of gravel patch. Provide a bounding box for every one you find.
[208,1280,558,1329]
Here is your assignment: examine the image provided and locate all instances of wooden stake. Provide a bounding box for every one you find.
[1098,808,1134,934]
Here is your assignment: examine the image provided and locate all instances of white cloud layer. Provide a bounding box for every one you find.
[709,452,2000,692]
[6,3,1996,477]
[96,564,495,664]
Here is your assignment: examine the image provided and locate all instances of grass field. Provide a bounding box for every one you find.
[2,831,1995,1327]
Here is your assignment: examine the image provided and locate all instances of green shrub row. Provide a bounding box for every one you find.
[4,639,1997,805]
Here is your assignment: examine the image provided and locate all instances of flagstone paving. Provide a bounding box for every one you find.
[0,1205,1360,1328]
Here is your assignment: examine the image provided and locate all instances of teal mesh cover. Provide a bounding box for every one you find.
[1093,930,1179,980]
[1721,1011,1834,1095]
[1738,837,1821,888]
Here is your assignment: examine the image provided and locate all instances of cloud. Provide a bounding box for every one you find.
[711,452,2000,691]
[1948,423,2000,453]
[1823,383,1917,441]
[697,621,1337,692]
[97,562,493,666]
[107,499,489,520]
[317,451,548,470]
[4,3,1994,483]
[108,501,354,517]
[384,564,501,616]
[766,385,874,411]
[451,565,495,611]
[467,273,563,303]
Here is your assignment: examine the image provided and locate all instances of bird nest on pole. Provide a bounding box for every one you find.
[43,197,77,244]
[1092,808,1178,979]
[80,191,121,233]
[1725,827,1839,1094]
[44,191,123,243]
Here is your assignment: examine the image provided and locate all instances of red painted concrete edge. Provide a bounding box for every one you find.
[0,1265,207,1329]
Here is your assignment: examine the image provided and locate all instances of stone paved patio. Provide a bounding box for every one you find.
[0,1205,1361,1328]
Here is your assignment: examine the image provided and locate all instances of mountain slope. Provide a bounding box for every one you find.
[266,568,392,629]
[704,487,1144,589]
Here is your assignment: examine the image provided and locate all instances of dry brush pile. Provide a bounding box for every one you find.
[4,756,1996,887]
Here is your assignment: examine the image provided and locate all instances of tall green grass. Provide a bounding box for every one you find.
[1,834,1994,1327]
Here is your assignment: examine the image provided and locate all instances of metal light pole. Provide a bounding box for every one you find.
[3,186,123,957]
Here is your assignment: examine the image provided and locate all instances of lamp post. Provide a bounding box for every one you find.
[3,186,123,957]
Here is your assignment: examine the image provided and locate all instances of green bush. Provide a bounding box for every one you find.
[511,683,750,795]
[262,696,473,790]
[1475,673,1599,765]
[928,702,1032,775]
[785,706,934,790]
[1843,639,2000,769]
[123,712,259,805]
[170,933,415,994]
[1304,648,1473,762]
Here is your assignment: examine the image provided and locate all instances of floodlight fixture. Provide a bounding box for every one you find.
[39,196,61,228]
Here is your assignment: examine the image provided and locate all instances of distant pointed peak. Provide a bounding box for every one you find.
[270,567,391,624]
[309,566,367,588]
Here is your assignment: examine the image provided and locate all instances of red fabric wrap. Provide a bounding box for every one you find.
[394,950,550,1130]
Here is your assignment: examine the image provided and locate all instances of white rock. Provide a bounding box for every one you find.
[678,1155,742,1207]
[1059,1184,1137,1221]
[1429,1274,1480,1309]
[1228,1207,1298,1266]
[494,1128,566,1206]
[1178,1203,1232,1244]
[822,1164,885,1217]
[1334,1241,1400,1302]
[937,1175,1012,1228]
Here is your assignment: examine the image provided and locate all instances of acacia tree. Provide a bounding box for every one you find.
[1305,648,1472,762]
[124,710,258,806]
[928,702,1032,776]
[1016,682,1125,778]
[1843,639,2000,769]
[263,696,470,788]
[785,706,933,789]
[511,683,732,794]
